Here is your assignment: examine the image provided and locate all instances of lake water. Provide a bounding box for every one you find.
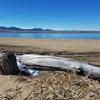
[0,32,100,39]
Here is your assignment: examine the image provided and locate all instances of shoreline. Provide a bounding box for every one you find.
[0,38,100,52]
[0,31,100,33]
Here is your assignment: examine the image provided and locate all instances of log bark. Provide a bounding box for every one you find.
[20,54,100,79]
[0,52,19,75]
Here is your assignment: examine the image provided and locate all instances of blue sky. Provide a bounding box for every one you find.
[0,0,100,30]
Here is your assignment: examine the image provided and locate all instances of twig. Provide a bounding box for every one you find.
[24,90,34,100]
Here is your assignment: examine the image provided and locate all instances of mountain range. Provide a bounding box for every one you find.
[0,26,100,33]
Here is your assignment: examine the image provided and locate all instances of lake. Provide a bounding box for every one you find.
[0,32,100,39]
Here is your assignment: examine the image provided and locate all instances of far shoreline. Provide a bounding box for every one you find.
[0,31,100,33]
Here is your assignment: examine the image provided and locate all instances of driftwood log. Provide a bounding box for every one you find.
[20,54,100,79]
[0,52,19,75]
[0,52,100,79]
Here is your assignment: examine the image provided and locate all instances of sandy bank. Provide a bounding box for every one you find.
[0,38,100,100]
[0,38,100,52]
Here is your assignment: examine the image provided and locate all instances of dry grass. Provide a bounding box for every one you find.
[0,71,100,100]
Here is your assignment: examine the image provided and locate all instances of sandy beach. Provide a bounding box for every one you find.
[0,38,100,100]
[0,38,100,52]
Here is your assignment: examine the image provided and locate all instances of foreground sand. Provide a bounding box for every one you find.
[0,38,100,100]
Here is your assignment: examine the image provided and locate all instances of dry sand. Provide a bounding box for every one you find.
[0,38,100,52]
[0,38,100,100]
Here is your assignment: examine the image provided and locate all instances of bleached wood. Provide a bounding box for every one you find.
[20,54,100,79]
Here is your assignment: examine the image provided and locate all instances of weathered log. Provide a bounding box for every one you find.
[20,54,100,79]
[0,52,19,75]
